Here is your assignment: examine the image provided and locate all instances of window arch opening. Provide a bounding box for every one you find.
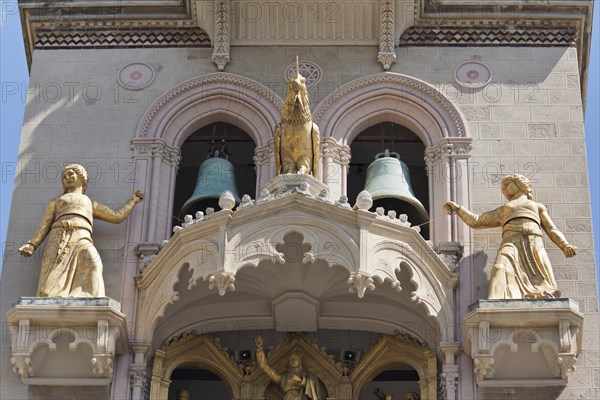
[359,367,421,400]
[168,366,231,400]
[173,122,256,227]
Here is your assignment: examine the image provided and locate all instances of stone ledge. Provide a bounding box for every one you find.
[6,297,128,385]
[463,299,584,386]
[13,297,121,309]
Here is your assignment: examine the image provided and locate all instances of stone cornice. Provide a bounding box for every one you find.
[19,0,593,106]
[399,25,577,47]
[34,27,210,49]
[414,0,593,107]
[19,0,197,66]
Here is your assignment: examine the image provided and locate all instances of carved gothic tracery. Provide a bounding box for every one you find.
[212,0,231,71]
[377,0,397,70]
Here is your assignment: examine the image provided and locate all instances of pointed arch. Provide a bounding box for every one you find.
[313,72,466,144]
[350,334,438,400]
[312,72,472,244]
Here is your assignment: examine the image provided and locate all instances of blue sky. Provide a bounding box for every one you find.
[1,1,599,284]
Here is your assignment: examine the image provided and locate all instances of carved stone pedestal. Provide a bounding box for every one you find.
[463,299,583,387]
[260,173,330,199]
[6,297,128,385]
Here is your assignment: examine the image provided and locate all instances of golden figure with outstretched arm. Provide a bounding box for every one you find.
[274,56,320,178]
[19,164,144,297]
[255,336,320,400]
[444,174,576,299]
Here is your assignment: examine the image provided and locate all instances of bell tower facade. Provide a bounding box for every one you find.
[1,1,597,399]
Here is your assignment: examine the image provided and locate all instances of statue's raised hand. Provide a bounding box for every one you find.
[444,201,460,216]
[133,190,145,203]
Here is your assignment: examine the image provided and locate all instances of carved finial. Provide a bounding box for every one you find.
[219,191,236,210]
[355,190,373,210]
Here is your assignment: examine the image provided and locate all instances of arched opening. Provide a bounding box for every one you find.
[174,122,256,224]
[313,72,471,244]
[348,122,428,238]
[359,366,421,400]
[168,366,231,400]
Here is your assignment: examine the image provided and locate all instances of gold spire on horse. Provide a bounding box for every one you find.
[274,57,320,178]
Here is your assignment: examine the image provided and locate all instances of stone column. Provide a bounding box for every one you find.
[321,138,350,201]
[130,343,151,400]
[254,144,274,191]
[439,342,460,400]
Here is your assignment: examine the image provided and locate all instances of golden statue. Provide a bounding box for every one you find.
[444,174,576,299]
[176,389,190,400]
[18,164,144,297]
[274,57,320,177]
[255,336,321,400]
[374,388,393,400]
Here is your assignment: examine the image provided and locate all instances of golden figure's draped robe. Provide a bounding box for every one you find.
[260,366,320,400]
[28,192,138,297]
[457,196,568,299]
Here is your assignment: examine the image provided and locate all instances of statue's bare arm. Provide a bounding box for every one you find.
[93,190,144,223]
[444,201,503,229]
[539,203,576,257]
[19,199,57,256]
[255,336,281,384]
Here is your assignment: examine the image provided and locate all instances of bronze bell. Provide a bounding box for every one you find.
[364,149,429,227]
[179,143,241,218]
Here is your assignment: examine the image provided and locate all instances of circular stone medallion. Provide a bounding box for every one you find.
[454,62,492,88]
[118,63,155,90]
[284,60,322,87]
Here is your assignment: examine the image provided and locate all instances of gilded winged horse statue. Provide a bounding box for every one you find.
[274,57,320,178]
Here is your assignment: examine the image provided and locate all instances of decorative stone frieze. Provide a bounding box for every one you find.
[131,140,181,168]
[377,0,397,70]
[259,174,331,200]
[463,299,584,387]
[6,298,127,385]
[321,137,351,166]
[424,138,473,168]
[211,0,231,71]
[134,242,165,272]
[34,27,210,49]
[399,25,576,47]
[433,242,463,272]
[253,144,274,166]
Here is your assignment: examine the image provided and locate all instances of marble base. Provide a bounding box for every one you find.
[6,297,127,385]
[463,299,584,387]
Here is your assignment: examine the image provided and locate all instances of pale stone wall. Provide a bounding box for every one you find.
[0,44,597,398]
